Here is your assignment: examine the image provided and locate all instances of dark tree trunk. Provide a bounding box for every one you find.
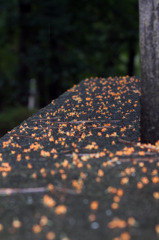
[49,29,63,100]
[139,0,159,144]
[18,0,31,105]
[127,40,135,76]
[37,57,46,108]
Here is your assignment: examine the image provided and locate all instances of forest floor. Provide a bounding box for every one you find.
[0,76,159,240]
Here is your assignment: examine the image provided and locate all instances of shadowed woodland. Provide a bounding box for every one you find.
[0,2,159,240]
[0,0,139,136]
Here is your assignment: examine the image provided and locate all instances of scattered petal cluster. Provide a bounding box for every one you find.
[0,76,158,240]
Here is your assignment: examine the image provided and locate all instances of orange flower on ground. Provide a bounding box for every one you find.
[120,232,131,240]
[127,217,136,226]
[108,218,127,229]
[89,214,96,222]
[0,224,3,231]
[155,224,159,234]
[111,202,119,210]
[55,205,67,215]
[117,189,124,197]
[153,192,159,199]
[120,177,129,185]
[98,169,104,177]
[46,232,56,240]
[137,182,143,189]
[32,224,42,234]
[90,201,99,210]
[12,219,22,228]
[40,150,50,157]
[40,216,48,226]
[16,154,21,161]
[43,195,56,208]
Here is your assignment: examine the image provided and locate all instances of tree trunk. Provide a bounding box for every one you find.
[49,28,63,100]
[18,0,31,105]
[139,0,159,144]
[127,40,135,76]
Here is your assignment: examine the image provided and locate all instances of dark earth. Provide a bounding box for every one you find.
[0,76,159,240]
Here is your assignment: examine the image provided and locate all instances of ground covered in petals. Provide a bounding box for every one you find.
[0,76,159,240]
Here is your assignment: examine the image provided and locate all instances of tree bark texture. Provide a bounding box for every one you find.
[139,0,159,143]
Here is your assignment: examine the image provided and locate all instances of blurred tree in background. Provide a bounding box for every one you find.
[0,0,139,136]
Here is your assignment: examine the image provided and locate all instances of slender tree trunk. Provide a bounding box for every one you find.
[18,0,31,105]
[127,40,135,76]
[139,0,159,144]
[49,29,62,100]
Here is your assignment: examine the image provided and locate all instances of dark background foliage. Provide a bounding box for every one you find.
[0,0,139,136]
